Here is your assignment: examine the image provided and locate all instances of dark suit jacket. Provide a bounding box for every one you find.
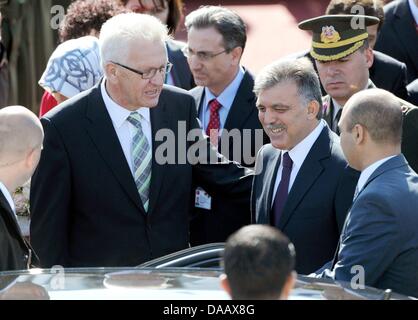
[0,191,37,271]
[251,126,359,274]
[189,71,268,244]
[30,83,252,268]
[167,40,195,91]
[300,50,408,99]
[324,155,418,298]
[407,79,418,105]
[375,0,418,83]
[323,81,418,173]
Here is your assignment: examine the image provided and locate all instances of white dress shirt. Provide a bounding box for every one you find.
[271,120,326,207]
[0,181,16,215]
[101,80,152,174]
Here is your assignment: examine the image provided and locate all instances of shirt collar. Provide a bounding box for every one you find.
[282,120,326,169]
[409,0,418,25]
[357,155,397,192]
[204,66,245,112]
[0,181,15,214]
[101,80,151,128]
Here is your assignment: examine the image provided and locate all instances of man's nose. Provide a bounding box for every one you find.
[187,54,202,70]
[325,63,339,76]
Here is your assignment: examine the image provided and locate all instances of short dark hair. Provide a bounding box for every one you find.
[222,225,296,300]
[326,0,385,30]
[345,89,403,144]
[185,5,247,52]
[59,0,127,42]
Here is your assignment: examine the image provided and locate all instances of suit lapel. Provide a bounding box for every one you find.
[322,95,333,128]
[85,83,144,213]
[147,94,169,216]
[277,127,331,230]
[393,2,418,73]
[265,151,282,223]
[0,191,26,241]
[191,86,205,118]
[256,148,281,224]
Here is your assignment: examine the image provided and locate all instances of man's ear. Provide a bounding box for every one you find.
[220,274,232,298]
[281,271,297,300]
[230,46,243,66]
[365,47,374,68]
[353,124,365,145]
[24,147,38,171]
[104,63,118,83]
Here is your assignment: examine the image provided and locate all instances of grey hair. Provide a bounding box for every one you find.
[254,57,323,119]
[185,5,247,52]
[99,12,169,68]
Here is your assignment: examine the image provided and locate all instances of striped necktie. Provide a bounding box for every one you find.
[127,112,152,212]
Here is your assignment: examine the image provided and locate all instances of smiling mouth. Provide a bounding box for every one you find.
[145,88,159,96]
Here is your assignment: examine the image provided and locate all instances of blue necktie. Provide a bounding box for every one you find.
[272,152,293,227]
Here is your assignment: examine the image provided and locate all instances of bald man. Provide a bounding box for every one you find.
[0,106,43,271]
[316,89,418,298]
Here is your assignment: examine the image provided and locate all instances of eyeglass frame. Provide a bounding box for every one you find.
[111,61,173,79]
[181,46,230,61]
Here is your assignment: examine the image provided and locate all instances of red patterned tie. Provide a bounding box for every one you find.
[206,99,222,146]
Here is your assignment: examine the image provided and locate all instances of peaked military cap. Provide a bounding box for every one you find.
[298,14,380,61]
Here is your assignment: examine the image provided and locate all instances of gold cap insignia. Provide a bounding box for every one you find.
[320,26,341,44]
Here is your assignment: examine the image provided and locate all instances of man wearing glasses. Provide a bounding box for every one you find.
[184,6,268,245]
[30,13,252,268]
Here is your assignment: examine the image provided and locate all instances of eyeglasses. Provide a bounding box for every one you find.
[181,47,229,61]
[111,61,173,79]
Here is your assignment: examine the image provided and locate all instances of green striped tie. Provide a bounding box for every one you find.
[127,112,152,212]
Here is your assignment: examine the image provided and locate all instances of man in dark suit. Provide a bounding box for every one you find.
[184,6,268,244]
[299,14,418,173]
[0,106,42,271]
[29,13,252,268]
[407,79,418,105]
[375,0,418,83]
[251,58,358,274]
[315,89,418,298]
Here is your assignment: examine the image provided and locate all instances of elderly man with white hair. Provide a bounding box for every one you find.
[30,13,252,268]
